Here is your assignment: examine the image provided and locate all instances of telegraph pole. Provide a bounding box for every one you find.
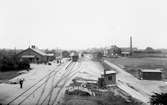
[130,36,133,56]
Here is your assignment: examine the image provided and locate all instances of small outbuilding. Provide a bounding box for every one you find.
[138,69,162,80]
[98,70,116,88]
[104,70,116,85]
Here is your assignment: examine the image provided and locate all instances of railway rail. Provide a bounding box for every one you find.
[6,61,76,105]
[39,62,77,105]
[51,62,83,105]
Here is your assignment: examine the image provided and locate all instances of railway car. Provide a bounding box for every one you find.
[70,52,79,62]
[72,55,79,62]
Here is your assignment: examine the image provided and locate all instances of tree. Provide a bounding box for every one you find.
[145,47,154,53]
[93,51,103,61]
[109,45,122,55]
[150,92,167,105]
[113,47,121,55]
[62,51,70,58]
[97,52,103,59]
[0,55,30,71]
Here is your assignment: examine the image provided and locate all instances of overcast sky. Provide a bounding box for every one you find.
[0,0,166,50]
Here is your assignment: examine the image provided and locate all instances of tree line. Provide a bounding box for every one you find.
[0,51,30,72]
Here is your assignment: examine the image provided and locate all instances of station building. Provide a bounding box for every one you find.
[138,69,162,80]
[17,46,54,63]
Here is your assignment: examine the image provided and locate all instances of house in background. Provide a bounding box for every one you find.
[120,47,138,57]
[16,45,55,63]
[106,45,121,57]
[121,51,131,57]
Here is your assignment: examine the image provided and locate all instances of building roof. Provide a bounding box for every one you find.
[121,51,130,54]
[120,47,138,52]
[30,48,47,56]
[17,46,54,57]
[46,53,54,56]
[86,80,97,84]
[27,47,54,56]
[140,69,162,73]
[21,55,35,58]
[70,52,78,56]
[106,70,116,74]
[101,70,116,75]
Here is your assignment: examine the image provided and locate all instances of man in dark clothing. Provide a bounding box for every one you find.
[19,79,24,88]
[57,60,59,64]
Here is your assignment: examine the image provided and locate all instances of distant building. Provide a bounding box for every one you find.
[120,47,138,57]
[121,51,130,56]
[138,69,162,80]
[105,45,121,57]
[17,45,55,63]
[105,45,138,57]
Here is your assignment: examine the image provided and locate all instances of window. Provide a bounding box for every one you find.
[36,58,39,61]
[108,76,112,80]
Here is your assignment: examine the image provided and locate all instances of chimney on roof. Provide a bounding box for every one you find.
[31,45,36,49]
[104,69,106,76]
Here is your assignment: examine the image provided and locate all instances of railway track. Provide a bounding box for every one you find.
[51,62,83,105]
[6,61,75,105]
[39,62,77,105]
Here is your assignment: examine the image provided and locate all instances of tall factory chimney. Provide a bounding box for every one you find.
[130,36,133,55]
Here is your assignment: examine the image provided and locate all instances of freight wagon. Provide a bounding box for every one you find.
[70,52,79,62]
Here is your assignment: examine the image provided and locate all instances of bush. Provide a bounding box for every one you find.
[92,52,104,62]
[150,92,167,105]
[98,92,142,105]
[62,51,70,58]
[66,90,91,96]
[0,55,30,71]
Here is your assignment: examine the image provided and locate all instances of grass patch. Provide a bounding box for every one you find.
[0,71,22,81]
[62,92,143,105]
[0,71,20,80]
[0,71,21,83]
[106,57,167,79]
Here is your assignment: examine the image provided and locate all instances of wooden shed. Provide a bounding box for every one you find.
[104,70,116,85]
[138,69,162,80]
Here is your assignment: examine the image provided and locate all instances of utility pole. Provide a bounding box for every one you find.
[130,36,133,56]
[14,47,16,55]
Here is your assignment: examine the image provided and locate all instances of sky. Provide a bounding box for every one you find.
[0,0,167,50]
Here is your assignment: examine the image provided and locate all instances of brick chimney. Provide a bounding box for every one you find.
[31,45,36,49]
